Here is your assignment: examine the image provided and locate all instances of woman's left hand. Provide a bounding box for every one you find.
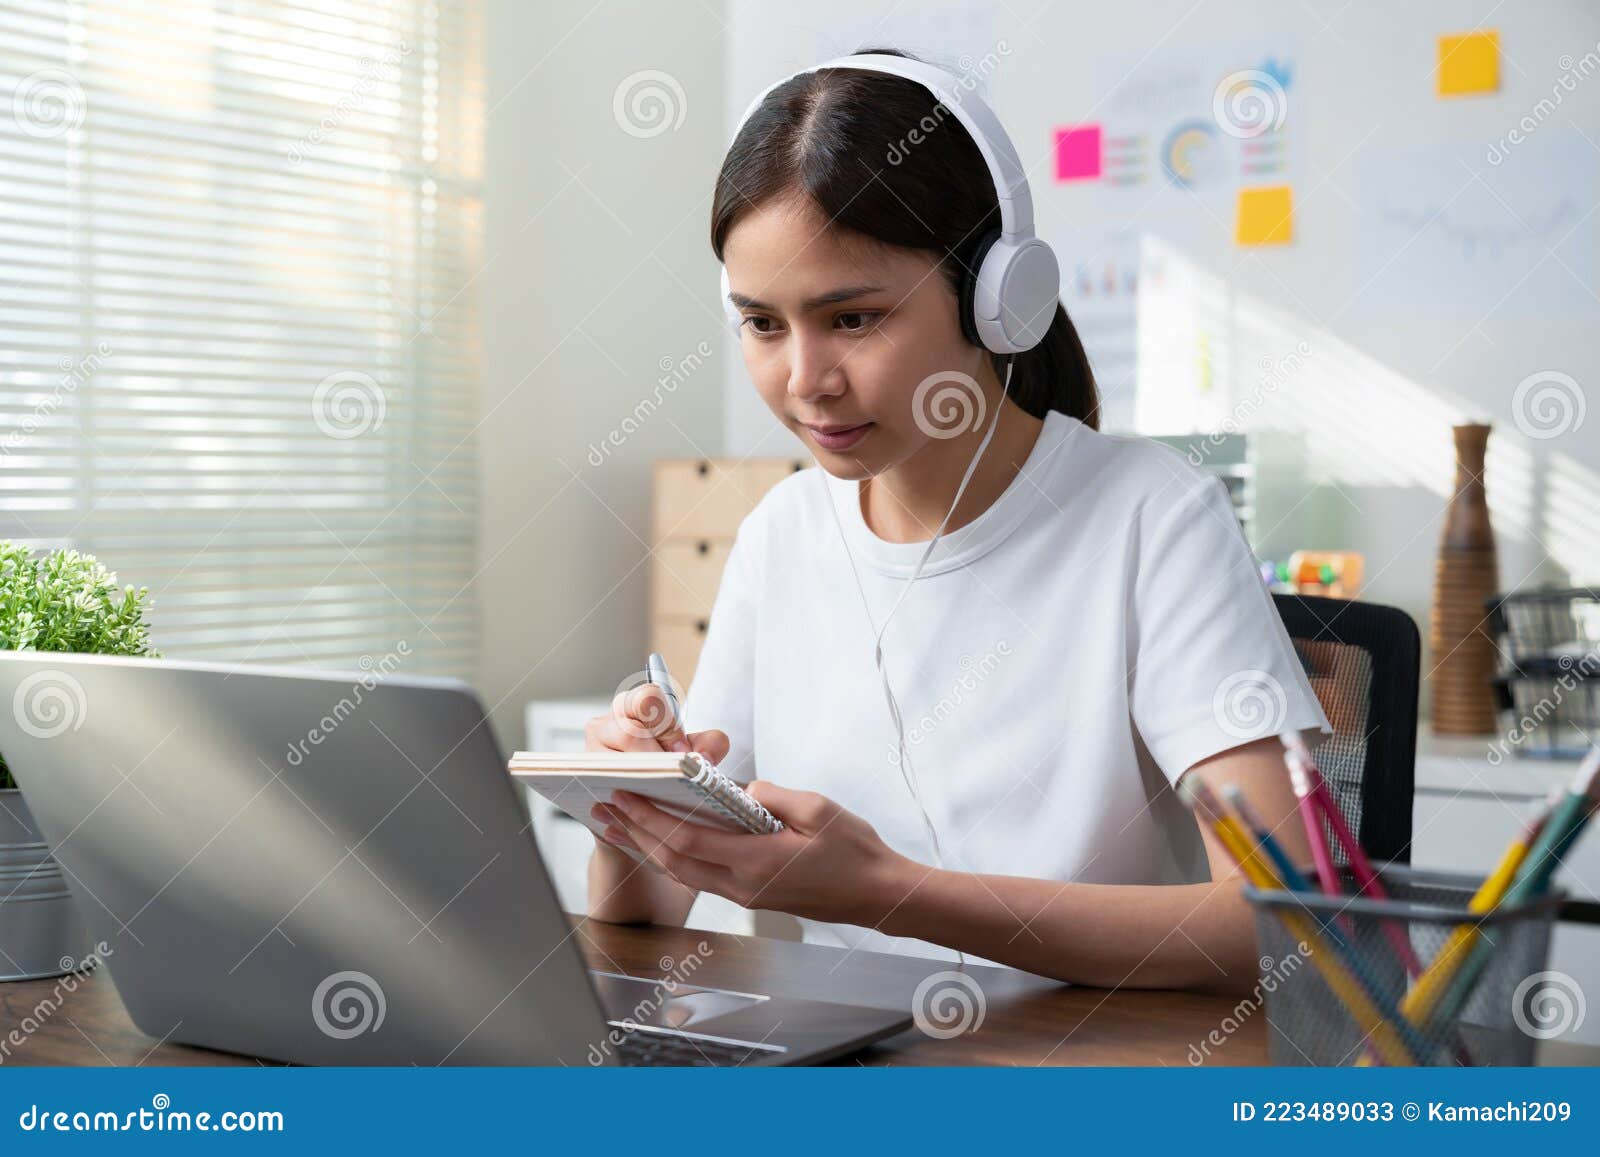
[589,782,916,926]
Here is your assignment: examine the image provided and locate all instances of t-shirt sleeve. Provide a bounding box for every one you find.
[680,512,761,784]
[1128,472,1331,784]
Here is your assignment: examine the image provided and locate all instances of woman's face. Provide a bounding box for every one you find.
[723,194,992,480]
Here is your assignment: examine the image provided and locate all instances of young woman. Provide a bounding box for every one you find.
[584,50,1330,995]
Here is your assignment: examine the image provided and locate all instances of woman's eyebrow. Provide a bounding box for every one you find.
[726,283,889,312]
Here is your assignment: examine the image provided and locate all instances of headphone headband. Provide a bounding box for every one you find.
[722,52,1059,354]
[730,53,1036,247]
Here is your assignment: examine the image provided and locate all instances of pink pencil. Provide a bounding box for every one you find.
[1281,732,1426,979]
[1282,742,1343,896]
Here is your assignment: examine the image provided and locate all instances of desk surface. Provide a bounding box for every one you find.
[4,917,1597,1067]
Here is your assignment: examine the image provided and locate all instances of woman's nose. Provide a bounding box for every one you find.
[786,334,847,402]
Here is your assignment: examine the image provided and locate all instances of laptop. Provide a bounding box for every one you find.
[0,652,910,1065]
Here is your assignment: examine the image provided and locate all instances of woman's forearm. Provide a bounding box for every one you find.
[876,859,1260,994]
[586,840,698,926]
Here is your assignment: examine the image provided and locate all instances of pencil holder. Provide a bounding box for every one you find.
[1242,864,1564,1066]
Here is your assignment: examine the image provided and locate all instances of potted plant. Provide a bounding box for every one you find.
[1,541,158,980]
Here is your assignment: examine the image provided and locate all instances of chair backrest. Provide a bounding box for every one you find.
[1272,593,1421,866]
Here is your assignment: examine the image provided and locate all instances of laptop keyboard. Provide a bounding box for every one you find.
[611,1026,784,1067]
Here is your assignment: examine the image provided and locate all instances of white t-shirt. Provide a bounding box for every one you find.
[683,410,1331,963]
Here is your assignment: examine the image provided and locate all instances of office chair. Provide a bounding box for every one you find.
[1272,593,1420,866]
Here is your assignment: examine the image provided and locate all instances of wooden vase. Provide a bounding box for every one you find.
[1430,423,1500,735]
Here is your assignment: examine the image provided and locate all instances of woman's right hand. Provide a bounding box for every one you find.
[583,683,729,762]
[583,683,729,877]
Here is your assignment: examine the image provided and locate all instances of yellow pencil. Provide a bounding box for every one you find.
[1179,776,1416,1066]
[1399,793,1553,1024]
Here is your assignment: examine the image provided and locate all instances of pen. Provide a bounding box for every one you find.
[645,651,685,741]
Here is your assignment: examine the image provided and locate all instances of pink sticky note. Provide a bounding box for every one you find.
[1054,125,1102,181]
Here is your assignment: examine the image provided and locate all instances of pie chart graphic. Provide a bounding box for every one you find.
[1162,118,1220,189]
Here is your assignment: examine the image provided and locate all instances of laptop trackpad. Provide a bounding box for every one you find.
[590,972,766,1029]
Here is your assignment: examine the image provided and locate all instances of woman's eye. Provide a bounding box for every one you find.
[741,315,779,336]
[836,311,878,332]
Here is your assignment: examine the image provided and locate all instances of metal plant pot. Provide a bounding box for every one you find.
[0,788,94,981]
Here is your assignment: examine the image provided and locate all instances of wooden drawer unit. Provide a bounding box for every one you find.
[649,616,712,687]
[652,458,803,540]
[651,537,734,619]
[650,457,808,688]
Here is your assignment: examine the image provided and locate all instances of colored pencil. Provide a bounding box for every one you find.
[1179,775,1417,1066]
[1222,783,1431,1064]
[1421,750,1600,1040]
[1281,732,1426,978]
[1400,791,1555,1026]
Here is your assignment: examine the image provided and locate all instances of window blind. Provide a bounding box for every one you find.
[0,0,484,679]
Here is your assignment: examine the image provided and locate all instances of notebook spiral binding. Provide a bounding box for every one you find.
[681,752,785,834]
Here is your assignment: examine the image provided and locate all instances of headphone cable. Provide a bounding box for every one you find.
[822,355,1017,970]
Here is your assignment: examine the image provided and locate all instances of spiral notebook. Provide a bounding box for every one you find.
[508,750,784,843]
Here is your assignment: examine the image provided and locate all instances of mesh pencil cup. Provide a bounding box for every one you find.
[1242,865,1563,1066]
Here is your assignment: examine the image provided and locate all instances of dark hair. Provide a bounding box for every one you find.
[710,46,1098,429]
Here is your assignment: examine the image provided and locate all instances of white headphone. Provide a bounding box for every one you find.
[718,52,1059,354]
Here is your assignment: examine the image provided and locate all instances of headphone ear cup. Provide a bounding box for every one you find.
[974,236,1060,354]
[956,228,1000,349]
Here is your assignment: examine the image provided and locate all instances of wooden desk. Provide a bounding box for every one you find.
[3,918,1597,1067]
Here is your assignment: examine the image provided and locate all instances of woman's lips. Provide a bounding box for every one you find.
[804,423,873,451]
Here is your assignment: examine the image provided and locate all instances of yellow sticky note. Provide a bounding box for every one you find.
[1235,185,1293,246]
[1438,30,1499,96]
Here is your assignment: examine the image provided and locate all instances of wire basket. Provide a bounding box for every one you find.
[1242,865,1564,1066]
[1492,673,1600,759]
[1488,587,1600,662]
[1485,588,1600,758]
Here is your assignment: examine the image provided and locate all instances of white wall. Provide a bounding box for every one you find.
[477,0,729,749]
